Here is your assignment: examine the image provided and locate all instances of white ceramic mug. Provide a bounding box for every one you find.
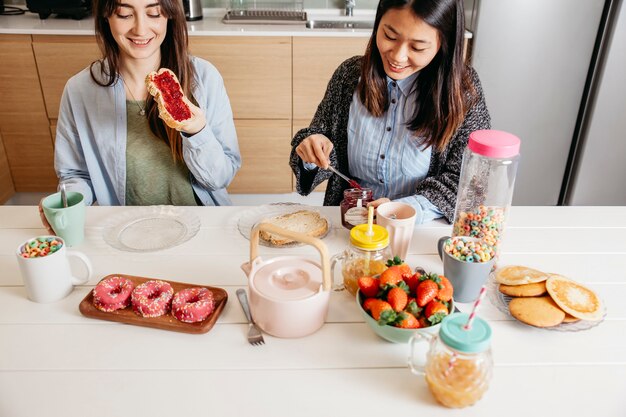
[16,236,92,303]
[376,202,417,260]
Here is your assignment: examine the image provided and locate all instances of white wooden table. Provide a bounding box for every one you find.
[0,206,625,416]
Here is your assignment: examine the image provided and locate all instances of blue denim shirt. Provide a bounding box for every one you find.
[54,56,241,206]
[304,71,443,224]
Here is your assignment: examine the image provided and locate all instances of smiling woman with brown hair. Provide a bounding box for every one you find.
[290,0,490,224]
[52,0,241,207]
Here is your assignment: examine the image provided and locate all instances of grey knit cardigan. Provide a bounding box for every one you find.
[289,56,491,222]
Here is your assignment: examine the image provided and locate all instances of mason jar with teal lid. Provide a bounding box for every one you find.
[330,223,391,296]
[408,312,493,408]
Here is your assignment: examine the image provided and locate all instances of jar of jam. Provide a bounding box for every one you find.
[409,313,493,408]
[330,223,391,296]
[340,188,373,230]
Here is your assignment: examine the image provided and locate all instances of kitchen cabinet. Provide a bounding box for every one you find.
[190,37,291,120]
[293,37,369,123]
[0,35,56,191]
[190,37,293,193]
[292,37,369,193]
[32,35,100,121]
[229,119,292,193]
[0,131,15,204]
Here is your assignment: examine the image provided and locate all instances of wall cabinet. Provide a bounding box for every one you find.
[0,34,367,197]
[0,35,56,192]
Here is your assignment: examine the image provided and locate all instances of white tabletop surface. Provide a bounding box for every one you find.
[0,205,625,416]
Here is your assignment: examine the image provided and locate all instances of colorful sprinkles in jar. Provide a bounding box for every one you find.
[19,237,63,259]
[443,236,495,263]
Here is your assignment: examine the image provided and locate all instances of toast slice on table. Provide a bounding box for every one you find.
[545,275,604,321]
[495,265,550,286]
[146,68,192,130]
[259,210,329,246]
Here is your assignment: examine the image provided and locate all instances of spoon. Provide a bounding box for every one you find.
[326,165,362,189]
[61,183,68,208]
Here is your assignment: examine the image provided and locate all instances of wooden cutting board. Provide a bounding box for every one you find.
[79,273,227,334]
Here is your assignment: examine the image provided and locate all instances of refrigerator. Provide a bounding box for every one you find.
[467,0,626,205]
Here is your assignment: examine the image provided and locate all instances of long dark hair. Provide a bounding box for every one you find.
[358,0,474,152]
[90,0,194,161]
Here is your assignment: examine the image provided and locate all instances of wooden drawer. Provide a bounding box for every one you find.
[293,37,368,121]
[32,35,100,120]
[190,37,291,120]
[228,119,292,194]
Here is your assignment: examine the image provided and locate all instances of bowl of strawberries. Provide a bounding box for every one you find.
[356,258,455,343]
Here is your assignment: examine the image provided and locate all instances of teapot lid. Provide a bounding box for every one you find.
[251,257,323,301]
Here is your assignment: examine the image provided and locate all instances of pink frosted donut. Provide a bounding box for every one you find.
[171,287,215,323]
[131,280,174,318]
[93,276,135,312]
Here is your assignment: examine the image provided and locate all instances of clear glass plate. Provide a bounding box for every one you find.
[102,206,200,252]
[487,271,606,332]
[237,203,331,248]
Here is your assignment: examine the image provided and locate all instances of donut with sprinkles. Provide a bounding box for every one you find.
[92,276,135,312]
[171,287,215,323]
[131,280,174,318]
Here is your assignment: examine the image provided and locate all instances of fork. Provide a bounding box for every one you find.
[236,289,265,346]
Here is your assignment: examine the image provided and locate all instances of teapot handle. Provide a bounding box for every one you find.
[250,223,332,291]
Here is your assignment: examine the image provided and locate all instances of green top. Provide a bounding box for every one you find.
[439,313,492,353]
[125,100,198,206]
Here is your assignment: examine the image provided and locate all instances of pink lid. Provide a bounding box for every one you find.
[468,130,520,159]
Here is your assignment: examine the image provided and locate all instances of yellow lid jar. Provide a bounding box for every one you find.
[331,224,392,296]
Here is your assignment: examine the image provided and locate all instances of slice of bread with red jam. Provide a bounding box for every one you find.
[146,68,192,130]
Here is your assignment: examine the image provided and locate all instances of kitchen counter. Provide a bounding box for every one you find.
[0,8,472,38]
[0,8,376,37]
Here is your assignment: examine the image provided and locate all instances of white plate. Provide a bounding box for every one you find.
[102,206,200,252]
[486,271,606,332]
[237,203,331,248]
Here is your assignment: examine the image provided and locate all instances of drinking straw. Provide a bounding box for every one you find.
[364,205,375,276]
[366,205,374,236]
[445,285,487,377]
[464,286,487,330]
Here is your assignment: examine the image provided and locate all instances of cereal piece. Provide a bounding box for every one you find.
[443,236,495,263]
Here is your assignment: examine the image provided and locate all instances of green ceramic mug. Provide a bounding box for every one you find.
[42,191,85,247]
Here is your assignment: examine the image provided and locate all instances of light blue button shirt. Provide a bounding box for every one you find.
[305,72,443,223]
[54,57,241,206]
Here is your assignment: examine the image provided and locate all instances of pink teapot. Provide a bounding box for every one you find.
[241,223,332,338]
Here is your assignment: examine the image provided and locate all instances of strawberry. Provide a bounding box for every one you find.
[386,256,412,278]
[404,299,421,317]
[404,273,421,296]
[387,287,408,312]
[358,276,380,298]
[362,297,378,312]
[416,273,442,307]
[416,280,439,307]
[395,312,420,329]
[418,316,430,328]
[379,266,404,288]
[369,300,397,324]
[438,275,454,302]
[425,300,449,325]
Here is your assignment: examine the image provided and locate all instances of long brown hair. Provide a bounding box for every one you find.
[90,0,194,161]
[358,0,475,152]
